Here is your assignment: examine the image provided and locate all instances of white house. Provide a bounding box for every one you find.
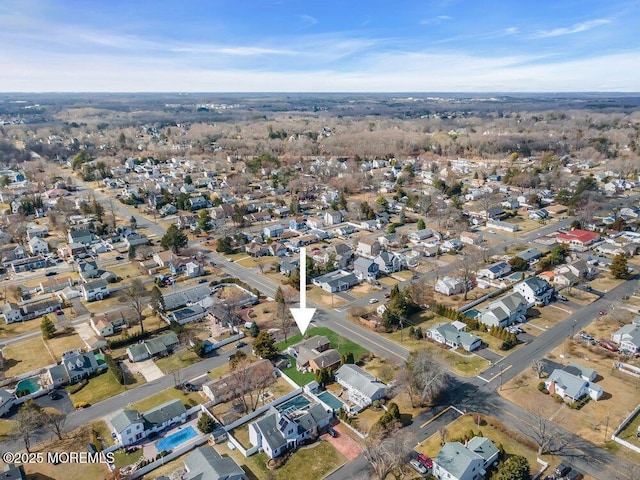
[427,322,482,352]
[545,369,603,402]
[80,279,109,301]
[435,277,470,296]
[334,364,387,413]
[28,236,49,255]
[513,277,554,307]
[477,292,528,328]
[477,261,511,280]
[612,320,640,353]
[111,399,188,446]
[1,302,22,324]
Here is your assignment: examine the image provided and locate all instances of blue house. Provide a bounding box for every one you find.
[264,225,284,238]
[289,217,307,232]
[354,257,379,282]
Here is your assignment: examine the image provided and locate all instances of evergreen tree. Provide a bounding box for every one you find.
[493,455,531,480]
[40,315,56,339]
[127,244,136,260]
[417,218,426,230]
[253,331,278,360]
[610,253,629,279]
[197,413,215,434]
[249,322,259,337]
[197,209,211,232]
[160,224,188,253]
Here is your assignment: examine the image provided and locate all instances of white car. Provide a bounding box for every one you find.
[409,459,427,474]
[368,298,379,304]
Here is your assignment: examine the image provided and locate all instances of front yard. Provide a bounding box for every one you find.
[276,327,369,360]
[155,349,202,374]
[1,336,55,377]
[527,304,572,330]
[306,287,347,308]
[68,370,144,406]
[130,387,203,412]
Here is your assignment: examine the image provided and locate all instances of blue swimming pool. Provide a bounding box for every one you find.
[156,426,197,452]
[16,376,40,394]
[317,391,344,411]
[276,395,311,413]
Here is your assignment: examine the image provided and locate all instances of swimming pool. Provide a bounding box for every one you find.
[317,391,344,411]
[16,376,41,394]
[156,426,197,452]
[276,395,311,413]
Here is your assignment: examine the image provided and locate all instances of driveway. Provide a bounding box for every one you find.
[474,345,503,364]
[74,321,98,348]
[127,359,164,382]
[322,423,363,461]
[71,298,89,317]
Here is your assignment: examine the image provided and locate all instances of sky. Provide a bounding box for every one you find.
[1,0,639,92]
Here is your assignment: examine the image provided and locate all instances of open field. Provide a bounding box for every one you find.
[44,331,86,359]
[349,283,377,299]
[0,319,41,338]
[589,275,625,293]
[563,289,601,306]
[1,336,55,377]
[527,304,572,330]
[130,387,203,412]
[307,287,347,308]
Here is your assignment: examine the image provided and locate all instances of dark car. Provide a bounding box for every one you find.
[555,463,571,477]
[48,390,62,400]
[45,271,57,276]
[327,426,338,438]
[55,309,63,315]
[565,471,584,480]
[198,278,208,283]
[236,341,247,349]
[115,256,124,260]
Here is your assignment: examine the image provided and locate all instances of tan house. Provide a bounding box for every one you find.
[287,335,341,372]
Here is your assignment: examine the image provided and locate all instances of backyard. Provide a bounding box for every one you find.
[44,331,87,359]
[1,336,55,377]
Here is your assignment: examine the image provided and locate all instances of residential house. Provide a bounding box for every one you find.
[159,204,177,216]
[563,362,597,382]
[477,261,511,280]
[311,270,359,293]
[27,236,49,255]
[501,197,519,210]
[263,225,284,238]
[287,336,341,373]
[408,229,434,244]
[248,403,331,459]
[279,259,299,276]
[460,232,483,246]
[433,437,499,480]
[477,292,528,328]
[160,285,210,311]
[545,369,603,402]
[374,251,402,274]
[324,210,342,226]
[515,248,542,264]
[289,233,318,248]
[245,211,271,224]
[44,350,106,387]
[123,233,148,248]
[427,322,482,352]
[486,219,519,232]
[203,359,275,404]
[126,332,180,362]
[18,297,63,321]
[268,242,288,257]
[334,364,387,413]
[327,243,353,269]
[245,242,268,257]
[441,238,463,253]
[181,446,246,480]
[10,255,47,273]
[357,237,381,257]
[78,260,100,280]
[111,399,188,446]
[435,277,470,296]
[557,229,601,252]
[353,257,379,282]
[1,302,22,323]
[164,305,207,325]
[513,277,554,307]
[26,225,49,240]
[336,225,356,236]
[90,309,131,337]
[38,276,73,294]
[612,320,640,353]
[289,217,307,232]
[0,390,15,417]
[81,279,109,301]
[68,228,94,246]
[0,463,27,480]
[188,196,208,210]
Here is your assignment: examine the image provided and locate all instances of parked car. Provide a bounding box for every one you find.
[45,271,57,276]
[579,333,593,341]
[599,310,607,316]
[417,454,433,469]
[598,340,619,352]
[48,390,62,400]
[327,426,338,438]
[557,295,568,301]
[409,459,427,474]
[384,293,391,298]
[115,256,124,260]
[368,298,379,304]
[565,470,584,480]
[236,341,247,349]
[198,278,208,283]
[55,309,63,315]
[555,463,571,477]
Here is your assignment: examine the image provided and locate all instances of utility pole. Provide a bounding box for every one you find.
[400,318,404,342]
[604,414,610,443]
[499,365,504,391]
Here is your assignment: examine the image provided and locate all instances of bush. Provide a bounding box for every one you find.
[537,382,548,393]
[197,413,216,434]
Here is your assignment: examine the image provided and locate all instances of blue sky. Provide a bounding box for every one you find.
[1,0,639,92]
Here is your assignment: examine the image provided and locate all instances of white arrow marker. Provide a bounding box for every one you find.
[290,247,316,335]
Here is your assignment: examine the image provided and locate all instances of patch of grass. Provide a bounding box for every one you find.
[0,319,40,338]
[230,425,252,449]
[130,387,203,412]
[68,370,142,406]
[378,276,399,287]
[0,419,16,441]
[90,419,115,447]
[617,407,640,448]
[391,270,414,281]
[276,327,368,359]
[155,349,202,374]
[356,408,384,435]
[280,355,315,386]
[306,287,347,308]
[277,440,346,480]
[113,447,145,468]
[416,413,540,474]
[1,336,55,377]
[44,332,86,359]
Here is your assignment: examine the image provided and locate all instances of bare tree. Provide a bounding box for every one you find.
[227,359,276,412]
[532,359,546,379]
[521,410,573,455]
[395,350,448,408]
[118,279,149,334]
[457,252,480,301]
[408,278,434,309]
[438,426,449,446]
[43,409,67,440]
[15,400,44,453]
[363,427,416,480]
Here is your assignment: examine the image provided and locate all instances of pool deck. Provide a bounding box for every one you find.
[141,417,202,459]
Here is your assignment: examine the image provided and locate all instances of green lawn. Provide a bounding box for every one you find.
[277,440,346,480]
[0,419,16,442]
[90,420,115,447]
[129,387,203,412]
[113,448,145,468]
[155,349,202,374]
[276,327,368,359]
[617,409,640,448]
[280,355,315,386]
[67,371,142,406]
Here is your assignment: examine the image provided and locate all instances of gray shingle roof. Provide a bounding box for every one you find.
[183,446,245,480]
[142,399,186,426]
[335,364,387,399]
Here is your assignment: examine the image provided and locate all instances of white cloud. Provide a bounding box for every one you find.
[420,15,452,25]
[298,14,318,27]
[171,46,297,56]
[531,18,611,38]
[505,27,518,35]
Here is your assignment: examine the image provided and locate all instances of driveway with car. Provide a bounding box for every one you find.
[321,423,363,461]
